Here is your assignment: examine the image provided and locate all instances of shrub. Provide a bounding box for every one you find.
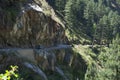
[0,65,18,80]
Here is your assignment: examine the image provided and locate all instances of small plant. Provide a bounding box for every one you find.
[0,65,18,80]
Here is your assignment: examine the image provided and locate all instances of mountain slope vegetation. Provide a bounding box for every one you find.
[0,0,120,80]
[48,0,120,80]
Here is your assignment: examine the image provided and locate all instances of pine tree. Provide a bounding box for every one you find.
[85,35,120,80]
[55,0,66,13]
[98,35,120,80]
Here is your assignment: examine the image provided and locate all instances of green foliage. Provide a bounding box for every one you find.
[47,0,120,44]
[98,35,120,80]
[47,0,67,14]
[11,0,120,80]
[0,66,18,80]
[85,36,120,80]
[64,0,120,44]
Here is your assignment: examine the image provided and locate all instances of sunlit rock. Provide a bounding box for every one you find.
[0,0,66,48]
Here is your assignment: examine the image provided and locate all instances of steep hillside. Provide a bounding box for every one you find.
[0,0,87,80]
[47,0,120,80]
[0,0,120,80]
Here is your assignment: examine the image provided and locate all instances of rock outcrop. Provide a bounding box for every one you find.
[0,0,87,80]
[0,0,66,48]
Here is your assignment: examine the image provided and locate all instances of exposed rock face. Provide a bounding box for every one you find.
[0,0,71,73]
[0,0,87,80]
[0,48,87,80]
[34,49,56,71]
[0,0,66,48]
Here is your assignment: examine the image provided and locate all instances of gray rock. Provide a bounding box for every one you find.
[34,49,56,71]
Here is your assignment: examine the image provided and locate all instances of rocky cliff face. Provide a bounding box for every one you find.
[0,0,87,80]
[0,0,66,48]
